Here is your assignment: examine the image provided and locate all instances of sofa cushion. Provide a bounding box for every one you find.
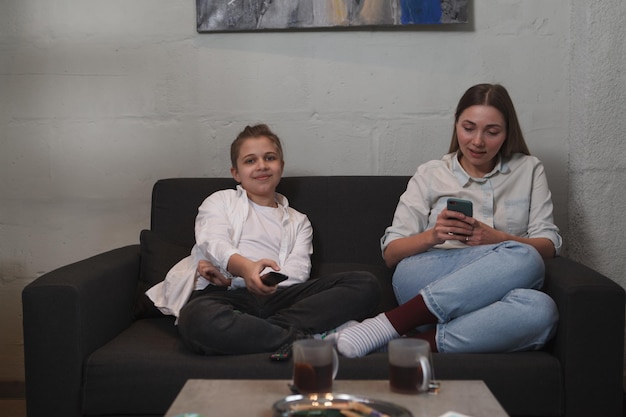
[133,230,191,319]
[310,262,397,313]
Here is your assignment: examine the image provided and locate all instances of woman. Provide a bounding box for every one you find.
[336,84,562,357]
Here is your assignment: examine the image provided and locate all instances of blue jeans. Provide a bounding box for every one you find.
[392,241,558,353]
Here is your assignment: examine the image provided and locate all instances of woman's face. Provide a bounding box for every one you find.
[455,105,507,177]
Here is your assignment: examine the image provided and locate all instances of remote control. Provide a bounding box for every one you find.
[270,342,291,361]
[261,271,288,286]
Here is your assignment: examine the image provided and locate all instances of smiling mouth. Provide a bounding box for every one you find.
[468,149,486,157]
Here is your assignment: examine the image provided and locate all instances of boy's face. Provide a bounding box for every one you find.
[230,136,284,206]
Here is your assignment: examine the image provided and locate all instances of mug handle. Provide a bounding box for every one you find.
[331,348,339,380]
[419,356,431,393]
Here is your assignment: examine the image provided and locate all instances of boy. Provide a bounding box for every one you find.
[147,124,379,355]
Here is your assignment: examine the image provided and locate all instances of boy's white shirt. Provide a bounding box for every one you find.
[146,185,313,319]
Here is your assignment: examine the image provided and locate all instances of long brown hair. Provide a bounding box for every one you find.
[448,84,530,157]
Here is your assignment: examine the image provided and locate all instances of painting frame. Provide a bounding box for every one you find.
[197,0,469,33]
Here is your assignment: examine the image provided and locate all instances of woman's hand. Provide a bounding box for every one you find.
[467,220,556,258]
[384,209,476,267]
[464,220,507,246]
[197,260,232,287]
[437,210,556,258]
[470,223,557,258]
[436,209,506,245]
[434,209,476,244]
[385,208,556,267]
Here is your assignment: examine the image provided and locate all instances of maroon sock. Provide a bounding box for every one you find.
[385,294,438,335]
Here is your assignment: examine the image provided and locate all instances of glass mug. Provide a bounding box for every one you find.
[388,338,433,394]
[292,339,339,393]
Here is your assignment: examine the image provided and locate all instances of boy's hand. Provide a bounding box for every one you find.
[197,260,231,287]
[227,254,280,295]
[244,259,282,295]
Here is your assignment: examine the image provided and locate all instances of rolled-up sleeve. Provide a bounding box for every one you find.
[527,161,563,255]
[195,190,242,275]
[381,167,433,253]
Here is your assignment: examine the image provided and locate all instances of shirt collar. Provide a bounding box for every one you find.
[235,184,291,215]
[451,152,510,186]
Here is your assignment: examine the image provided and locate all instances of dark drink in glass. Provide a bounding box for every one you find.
[389,363,424,394]
[294,362,333,393]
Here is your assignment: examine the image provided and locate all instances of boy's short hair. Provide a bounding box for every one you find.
[230,124,284,168]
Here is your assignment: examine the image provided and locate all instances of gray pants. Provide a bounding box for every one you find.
[178,271,380,355]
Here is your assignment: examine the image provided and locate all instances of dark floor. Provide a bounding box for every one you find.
[0,399,26,417]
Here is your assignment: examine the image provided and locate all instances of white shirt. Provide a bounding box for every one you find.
[146,185,313,318]
[381,152,562,254]
[237,201,284,266]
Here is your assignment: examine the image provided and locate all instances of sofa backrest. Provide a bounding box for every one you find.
[151,176,410,267]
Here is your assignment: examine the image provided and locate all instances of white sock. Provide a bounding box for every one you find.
[336,313,399,358]
[314,320,359,343]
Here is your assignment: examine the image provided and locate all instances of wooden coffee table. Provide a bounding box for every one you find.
[165,379,510,417]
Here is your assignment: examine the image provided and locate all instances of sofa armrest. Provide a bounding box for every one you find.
[22,245,141,417]
[542,256,625,417]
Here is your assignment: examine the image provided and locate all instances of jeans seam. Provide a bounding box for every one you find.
[420,243,506,322]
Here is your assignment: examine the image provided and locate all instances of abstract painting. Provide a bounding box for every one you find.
[197,0,469,32]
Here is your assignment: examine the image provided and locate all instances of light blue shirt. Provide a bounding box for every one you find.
[381,152,562,254]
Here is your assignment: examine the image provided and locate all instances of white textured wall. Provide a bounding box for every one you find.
[0,0,623,386]
[569,2,626,288]
[569,1,626,371]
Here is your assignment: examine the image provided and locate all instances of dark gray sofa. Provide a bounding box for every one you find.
[22,176,625,417]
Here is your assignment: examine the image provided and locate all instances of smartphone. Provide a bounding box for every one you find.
[261,271,288,286]
[447,198,473,217]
